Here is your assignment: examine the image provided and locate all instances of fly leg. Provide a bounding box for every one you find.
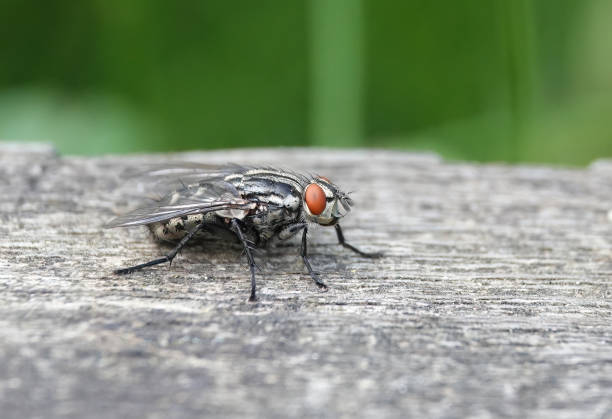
[335,224,383,258]
[277,222,307,240]
[115,223,206,274]
[301,227,328,290]
[230,219,258,302]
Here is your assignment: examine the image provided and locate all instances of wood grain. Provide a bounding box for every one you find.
[0,143,610,418]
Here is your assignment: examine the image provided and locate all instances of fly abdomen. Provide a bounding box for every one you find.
[149,214,206,241]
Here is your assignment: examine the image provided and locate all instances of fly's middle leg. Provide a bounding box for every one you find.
[114,223,206,275]
[277,222,307,240]
[230,219,258,302]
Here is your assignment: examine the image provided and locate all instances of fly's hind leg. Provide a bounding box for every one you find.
[115,223,206,274]
[230,219,258,302]
[334,224,383,258]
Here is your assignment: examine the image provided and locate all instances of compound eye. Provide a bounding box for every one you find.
[305,183,326,215]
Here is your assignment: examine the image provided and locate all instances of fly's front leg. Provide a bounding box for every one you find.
[115,222,206,274]
[301,226,328,290]
[335,224,383,258]
[230,219,258,302]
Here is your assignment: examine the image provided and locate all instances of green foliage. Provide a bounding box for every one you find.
[1,0,611,165]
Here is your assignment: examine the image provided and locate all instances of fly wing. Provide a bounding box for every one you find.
[138,162,245,177]
[124,162,249,195]
[106,178,255,228]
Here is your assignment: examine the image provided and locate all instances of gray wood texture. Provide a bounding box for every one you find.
[0,143,611,419]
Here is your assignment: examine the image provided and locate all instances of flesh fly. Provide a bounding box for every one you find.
[106,164,381,301]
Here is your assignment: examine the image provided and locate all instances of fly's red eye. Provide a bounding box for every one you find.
[305,183,326,215]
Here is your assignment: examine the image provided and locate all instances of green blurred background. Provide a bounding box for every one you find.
[1,0,612,164]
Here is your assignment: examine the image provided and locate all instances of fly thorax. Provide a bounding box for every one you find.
[282,194,301,211]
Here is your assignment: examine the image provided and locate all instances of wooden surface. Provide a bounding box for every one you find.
[0,143,611,419]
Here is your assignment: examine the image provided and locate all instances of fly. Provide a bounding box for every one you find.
[106,164,381,301]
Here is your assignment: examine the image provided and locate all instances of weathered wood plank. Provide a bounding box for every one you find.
[0,143,610,418]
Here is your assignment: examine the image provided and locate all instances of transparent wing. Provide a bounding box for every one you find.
[106,177,254,228]
[138,162,245,177]
[123,162,249,194]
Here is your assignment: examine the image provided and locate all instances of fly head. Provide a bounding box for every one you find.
[302,176,353,226]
